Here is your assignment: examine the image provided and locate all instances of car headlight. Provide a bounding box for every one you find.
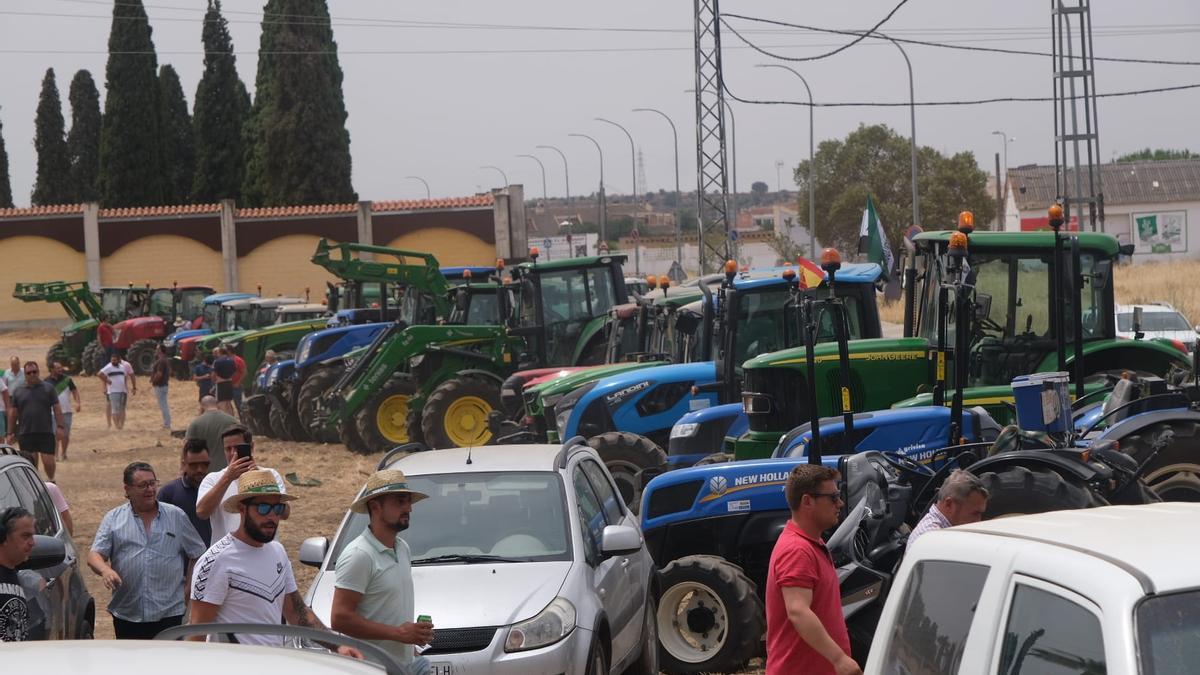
[671,422,699,439]
[504,597,576,652]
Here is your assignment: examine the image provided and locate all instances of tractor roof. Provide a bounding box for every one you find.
[220,298,255,309]
[441,266,495,279]
[203,292,256,304]
[733,262,881,291]
[249,296,305,308]
[277,303,328,314]
[514,253,627,272]
[914,230,1120,256]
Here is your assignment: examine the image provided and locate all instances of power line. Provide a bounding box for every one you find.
[722,13,1200,67]
[721,81,1200,108]
[746,0,913,62]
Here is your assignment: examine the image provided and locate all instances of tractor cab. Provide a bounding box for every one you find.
[100,285,151,320]
[246,296,306,327]
[274,303,329,324]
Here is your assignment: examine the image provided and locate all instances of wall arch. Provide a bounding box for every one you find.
[2,237,88,321]
[238,234,335,299]
[101,235,222,291]
[385,227,494,267]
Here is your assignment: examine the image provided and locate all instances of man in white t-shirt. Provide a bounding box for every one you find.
[195,426,285,544]
[188,469,359,657]
[0,374,9,437]
[98,353,136,430]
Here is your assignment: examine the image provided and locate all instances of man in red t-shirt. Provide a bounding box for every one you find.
[230,348,247,414]
[97,316,115,361]
[765,464,860,675]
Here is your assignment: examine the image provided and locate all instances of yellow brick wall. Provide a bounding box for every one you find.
[1,236,88,322]
[238,234,336,300]
[101,235,223,291]
[386,227,494,267]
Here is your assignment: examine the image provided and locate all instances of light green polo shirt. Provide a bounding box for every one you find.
[334,528,416,664]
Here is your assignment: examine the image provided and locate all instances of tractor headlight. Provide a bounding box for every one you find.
[297,338,312,364]
[742,392,772,414]
[266,368,280,386]
[409,354,425,369]
[163,336,175,348]
[541,393,564,411]
[504,597,575,653]
[671,422,699,439]
[555,405,574,440]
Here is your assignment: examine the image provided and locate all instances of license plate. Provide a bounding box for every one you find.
[431,663,453,675]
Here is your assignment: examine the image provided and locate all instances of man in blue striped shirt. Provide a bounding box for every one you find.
[87,461,206,639]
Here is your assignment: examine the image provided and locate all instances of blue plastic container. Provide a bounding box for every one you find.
[1011,372,1071,433]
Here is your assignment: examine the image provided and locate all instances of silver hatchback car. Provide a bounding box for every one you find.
[300,442,659,675]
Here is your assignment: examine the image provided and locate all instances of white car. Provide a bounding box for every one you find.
[1115,302,1198,350]
[865,503,1200,674]
[300,443,659,675]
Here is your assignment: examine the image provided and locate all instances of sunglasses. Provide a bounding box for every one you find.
[247,501,287,516]
[807,491,844,503]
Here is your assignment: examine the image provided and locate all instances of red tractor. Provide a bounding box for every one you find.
[111,284,215,374]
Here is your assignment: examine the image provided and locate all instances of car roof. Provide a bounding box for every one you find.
[1115,303,1181,314]
[387,444,577,476]
[953,503,1200,593]
[0,641,384,674]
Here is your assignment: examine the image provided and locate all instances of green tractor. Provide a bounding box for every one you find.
[319,250,630,453]
[734,221,1191,460]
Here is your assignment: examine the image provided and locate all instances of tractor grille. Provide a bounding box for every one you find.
[823,368,866,416]
[424,626,499,655]
[645,479,704,519]
[743,368,809,433]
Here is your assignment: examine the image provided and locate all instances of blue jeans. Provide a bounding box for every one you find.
[404,657,430,675]
[154,385,172,429]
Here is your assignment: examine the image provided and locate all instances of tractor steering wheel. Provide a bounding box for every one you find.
[880,451,935,478]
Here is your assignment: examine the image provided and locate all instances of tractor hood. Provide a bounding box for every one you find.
[164,328,211,347]
[114,316,165,332]
[531,361,668,399]
[640,457,801,531]
[741,336,930,371]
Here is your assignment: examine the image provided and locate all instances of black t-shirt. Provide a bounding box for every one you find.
[0,564,30,642]
[11,381,57,436]
[158,477,211,546]
[213,357,236,380]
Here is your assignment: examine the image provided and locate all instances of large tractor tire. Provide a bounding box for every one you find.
[242,397,271,438]
[421,376,503,449]
[657,555,763,675]
[978,465,1107,519]
[695,452,733,466]
[406,405,426,447]
[1112,420,1200,502]
[127,339,158,375]
[297,367,343,443]
[46,341,73,373]
[340,417,374,455]
[81,340,103,375]
[355,376,419,452]
[267,395,294,441]
[586,432,667,514]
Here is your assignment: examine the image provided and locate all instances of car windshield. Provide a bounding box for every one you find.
[1117,311,1191,332]
[1136,589,1200,673]
[327,471,571,567]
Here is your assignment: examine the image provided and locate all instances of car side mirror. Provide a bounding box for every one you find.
[599,524,642,557]
[299,536,329,568]
[19,535,65,571]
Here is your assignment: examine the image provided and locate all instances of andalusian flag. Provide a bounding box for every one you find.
[794,256,827,289]
[858,195,895,281]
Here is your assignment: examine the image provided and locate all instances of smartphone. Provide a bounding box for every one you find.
[235,443,252,460]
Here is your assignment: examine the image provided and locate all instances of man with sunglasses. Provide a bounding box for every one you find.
[765,464,860,675]
[908,469,989,546]
[5,360,66,481]
[88,462,207,639]
[195,426,286,544]
[189,470,360,659]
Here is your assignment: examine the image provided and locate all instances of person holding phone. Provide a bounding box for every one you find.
[194,425,287,544]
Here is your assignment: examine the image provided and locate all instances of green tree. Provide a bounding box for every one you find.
[794,124,994,254]
[1115,148,1196,162]
[67,70,102,202]
[32,69,73,205]
[0,113,12,208]
[157,65,194,204]
[192,0,249,202]
[242,0,355,206]
[99,0,164,207]
[751,180,769,195]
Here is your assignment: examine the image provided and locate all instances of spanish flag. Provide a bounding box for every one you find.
[794,256,827,289]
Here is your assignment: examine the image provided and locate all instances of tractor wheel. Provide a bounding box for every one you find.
[421,376,503,449]
[978,465,1107,519]
[243,398,271,438]
[240,400,261,436]
[283,401,312,442]
[267,395,294,441]
[340,417,374,455]
[297,367,343,443]
[81,340,102,375]
[406,405,426,447]
[355,376,419,452]
[46,341,73,373]
[657,555,763,675]
[1113,420,1200,502]
[586,432,667,514]
[695,452,734,466]
[127,339,158,375]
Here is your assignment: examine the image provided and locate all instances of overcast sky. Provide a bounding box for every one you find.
[1,0,1197,210]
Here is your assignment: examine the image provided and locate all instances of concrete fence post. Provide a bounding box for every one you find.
[82,202,101,289]
[219,199,238,292]
[356,200,374,260]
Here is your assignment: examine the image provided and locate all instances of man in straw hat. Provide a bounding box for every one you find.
[331,469,433,674]
[188,469,360,659]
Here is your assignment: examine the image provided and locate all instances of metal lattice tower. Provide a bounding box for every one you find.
[1052,0,1104,231]
[636,149,648,197]
[694,0,733,273]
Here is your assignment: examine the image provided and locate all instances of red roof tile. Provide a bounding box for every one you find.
[100,203,222,218]
[0,203,84,218]
[373,195,494,212]
[236,203,358,219]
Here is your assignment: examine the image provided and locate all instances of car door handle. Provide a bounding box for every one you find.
[620,558,631,569]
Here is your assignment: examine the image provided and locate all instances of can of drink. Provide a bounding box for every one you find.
[418,614,432,624]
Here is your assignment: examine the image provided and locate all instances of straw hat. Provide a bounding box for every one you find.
[350,469,429,513]
[222,469,296,513]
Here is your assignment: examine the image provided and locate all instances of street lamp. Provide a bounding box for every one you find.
[595,118,637,203]
[536,145,570,202]
[991,130,1014,195]
[404,175,430,200]
[569,133,607,243]
[633,107,682,260]
[480,165,508,186]
[560,219,574,258]
[871,30,920,231]
[517,154,548,200]
[756,63,816,259]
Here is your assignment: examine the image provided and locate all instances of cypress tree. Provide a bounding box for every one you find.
[242,0,355,206]
[99,0,164,207]
[158,64,195,204]
[192,0,248,202]
[32,69,74,205]
[0,113,12,208]
[67,70,102,203]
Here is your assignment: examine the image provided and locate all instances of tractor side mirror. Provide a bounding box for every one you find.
[455,289,470,313]
[326,282,339,313]
[974,292,993,323]
[1133,306,1144,340]
[674,311,701,337]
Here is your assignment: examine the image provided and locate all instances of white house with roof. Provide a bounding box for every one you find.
[1002,158,1200,263]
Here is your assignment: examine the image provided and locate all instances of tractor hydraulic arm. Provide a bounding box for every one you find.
[13,280,105,322]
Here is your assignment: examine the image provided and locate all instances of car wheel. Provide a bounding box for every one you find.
[656,555,763,674]
[624,588,659,675]
[585,636,609,675]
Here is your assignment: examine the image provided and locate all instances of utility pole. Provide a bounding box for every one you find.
[692,0,733,273]
[994,153,1003,230]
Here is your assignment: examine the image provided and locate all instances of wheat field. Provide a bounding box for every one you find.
[878,259,1200,328]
